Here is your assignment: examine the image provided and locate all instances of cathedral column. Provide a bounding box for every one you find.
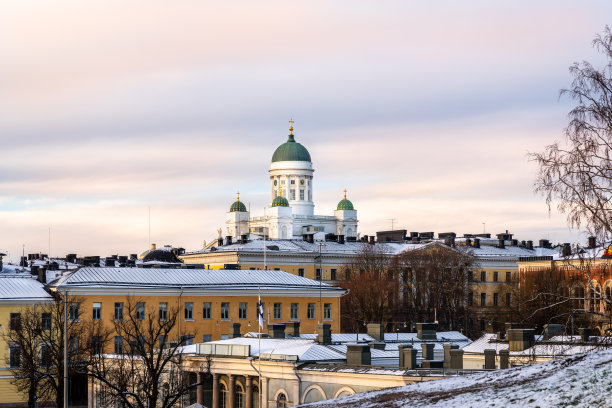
[246,375,253,408]
[228,374,235,408]
[197,372,205,405]
[212,373,220,408]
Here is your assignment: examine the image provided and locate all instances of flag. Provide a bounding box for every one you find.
[257,295,264,330]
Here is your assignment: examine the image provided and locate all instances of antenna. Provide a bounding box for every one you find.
[387,218,396,231]
[482,222,486,234]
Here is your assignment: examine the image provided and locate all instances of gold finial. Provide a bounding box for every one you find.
[288,118,294,135]
[236,191,240,201]
[343,189,347,199]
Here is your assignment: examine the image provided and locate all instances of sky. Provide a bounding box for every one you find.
[1,0,611,260]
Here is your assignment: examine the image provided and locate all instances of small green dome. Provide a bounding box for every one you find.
[271,134,311,163]
[229,192,247,212]
[272,195,289,207]
[230,200,247,212]
[337,199,354,210]
[337,191,354,210]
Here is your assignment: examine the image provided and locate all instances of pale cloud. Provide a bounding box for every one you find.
[0,0,610,259]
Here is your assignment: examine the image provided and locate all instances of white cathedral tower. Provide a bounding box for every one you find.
[226,120,358,240]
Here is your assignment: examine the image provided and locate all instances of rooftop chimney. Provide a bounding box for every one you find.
[316,323,332,345]
[366,323,384,341]
[268,323,286,339]
[562,243,571,257]
[588,236,597,249]
[527,240,533,250]
[283,321,300,337]
[416,322,437,340]
[466,238,472,247]
[338,235,345,244]
[346,344,371,366]
[369,236,375,245]
[474,238,481,249]
[498,239,505,249]
[507,328,535,351]
[229,323,242,339]
[225,236,233,246]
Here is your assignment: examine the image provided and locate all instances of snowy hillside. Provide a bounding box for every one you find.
[302,349,612,408]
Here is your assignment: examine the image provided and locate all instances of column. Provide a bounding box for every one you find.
[212,373,220,408]
[246,375,253,408]
[229,374,235,408]
[197,372,205,405]
[261,377,268,408]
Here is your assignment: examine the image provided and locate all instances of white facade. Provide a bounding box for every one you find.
[225,129,358,240]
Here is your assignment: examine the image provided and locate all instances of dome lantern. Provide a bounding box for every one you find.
[230,191,247,212]
[271,119,311,163]
[337,189,354,210]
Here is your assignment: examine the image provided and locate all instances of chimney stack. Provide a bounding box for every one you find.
[229,323,242,339]
[527,240,533,250]
[316,323,332,345]
[562,243,571,257]
[588,236,596,249]
[268,323,286,339]
[346,344,371,366]
[366,323,384,341]
[338,235,345,244]
[474,238,480,248]
[498,239,505,249]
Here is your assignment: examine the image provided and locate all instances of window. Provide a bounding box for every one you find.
[273,267,281,271]
[235,384,245,408]
[41,343,52,368]
[324,303,331,320]
[114,302,124,321]
[480,271,487,282]
[41,313,51,330]
[290,189,296,200]
[290,179,295,185]
[290,303,299,320]
[69,303,79,321]
[493,271,499,282]
[467,271,474,281]
[298,268,305,277]
[159,302,168,321]
[9,343,21,368]
[250,267,256,270]
[92,336,102,354]
[307,303,315,319]
[203,302,211,319]
[505,293,512,307]
[182,335,194,346]
[114,336,124,354]
[277,392,287,408]
[239,302,248,319]
[70,338,79,355]
[220,383,228,408]
[136,302,145,320]
[330,269,337,281]
[273,303,281,319]
[299,189,304,200]
[308,190,312,201]
[159,335,167,349]
[606,287,612,313]
[493,292,499,306]
[92,302,101,320]
[202,334,212,342]
[184,302,194,320]
[221,302,229,320]
[480,293,487,307]
[10,313,21,331]
[281,179,285,185]
[506,271,512,282]
[315,268,321,281]
[468,292,473,306]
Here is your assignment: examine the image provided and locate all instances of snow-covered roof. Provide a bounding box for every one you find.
[463,333,611,356]
[197,337,346,362]
[0,275,54,302]
[53,267,344,294]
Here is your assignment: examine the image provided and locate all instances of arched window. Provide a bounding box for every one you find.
[346,227,353,237]
[606,287,612,313]
[281,225,288,239]
[235,383,245,408]
[220,383,228,408]
[276,393,287,408]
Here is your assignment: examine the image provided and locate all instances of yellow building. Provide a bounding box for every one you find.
[51,267,345,346]
[0,275,54,407]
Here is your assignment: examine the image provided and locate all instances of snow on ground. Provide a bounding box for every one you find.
[301,349,612,408]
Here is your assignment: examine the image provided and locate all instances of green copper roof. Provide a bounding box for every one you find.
[230,200,247,212]
[337,198,354,210]
[271,134,311,163]
[271,195,290,207]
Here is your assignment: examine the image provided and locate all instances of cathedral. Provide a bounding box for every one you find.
[225,121,358,240]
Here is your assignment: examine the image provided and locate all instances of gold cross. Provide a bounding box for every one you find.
[344,189,347,199]
[236,191,240,201]
[289,118,294,135]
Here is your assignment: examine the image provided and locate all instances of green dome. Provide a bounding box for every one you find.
[272,195,289,207]
[271,134,311,163]
[230,200,247,212]
[337,198,354,210]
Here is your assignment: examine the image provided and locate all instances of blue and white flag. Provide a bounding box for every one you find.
[257,294,264,330]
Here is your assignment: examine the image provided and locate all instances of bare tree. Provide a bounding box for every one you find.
[1,295,95,408]
[393,244,474,332]
[340,244,397,332]
[81,297,201,408]
[531,27,612,242]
